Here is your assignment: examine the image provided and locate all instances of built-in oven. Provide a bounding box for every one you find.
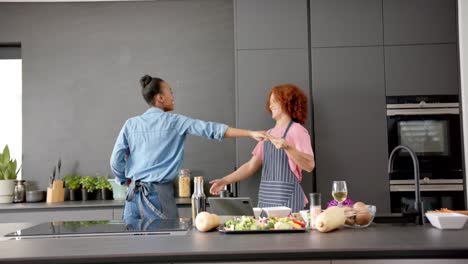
[389,179,465,213]
[386,95,465,213]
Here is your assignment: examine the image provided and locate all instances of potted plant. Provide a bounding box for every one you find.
[0,145,21,203]
[80,176,97,201]
[63,174,81,201]
[96,176,113,200]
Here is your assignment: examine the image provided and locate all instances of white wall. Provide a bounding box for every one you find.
[458,0,468,206]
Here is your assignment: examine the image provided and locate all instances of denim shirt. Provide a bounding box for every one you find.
[110,107,228,185]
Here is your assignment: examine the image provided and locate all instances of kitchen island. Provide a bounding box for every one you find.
[0,222,467,264]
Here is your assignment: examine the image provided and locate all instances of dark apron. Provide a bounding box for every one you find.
[258,121,305,212]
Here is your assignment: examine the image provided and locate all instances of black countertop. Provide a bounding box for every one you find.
[0,223,467,263]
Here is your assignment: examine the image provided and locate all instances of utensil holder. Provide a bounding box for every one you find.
[47,180,65,203]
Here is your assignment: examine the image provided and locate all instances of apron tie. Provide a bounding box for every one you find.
[126,180,151,201]
[126,180,168,219]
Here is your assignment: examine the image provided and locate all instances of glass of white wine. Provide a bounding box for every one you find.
[332,181,348,207]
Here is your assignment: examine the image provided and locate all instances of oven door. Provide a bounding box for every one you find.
[387,107,462,180]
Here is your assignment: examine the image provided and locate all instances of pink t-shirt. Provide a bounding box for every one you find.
[252,122,314,182]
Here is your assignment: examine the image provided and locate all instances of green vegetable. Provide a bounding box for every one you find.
[224,216,257,231]
[223,216,296,231]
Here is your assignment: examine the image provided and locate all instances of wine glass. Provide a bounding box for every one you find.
[332,181,348,207]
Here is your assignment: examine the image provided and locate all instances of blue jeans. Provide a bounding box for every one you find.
[123,181,178,223]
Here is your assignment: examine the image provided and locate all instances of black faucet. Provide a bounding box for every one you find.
[388,145,425,225]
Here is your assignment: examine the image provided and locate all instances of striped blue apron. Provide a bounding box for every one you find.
[258,121,305,213]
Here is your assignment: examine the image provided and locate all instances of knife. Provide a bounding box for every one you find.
[49,166,56,188]
[57,158,61,180]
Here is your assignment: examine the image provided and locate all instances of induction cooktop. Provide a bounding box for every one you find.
[5,219,191,239]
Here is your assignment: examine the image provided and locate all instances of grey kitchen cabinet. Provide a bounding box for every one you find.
[310,0,383,47]
[383,0,457,45]
[113,208,124,220]
[1,205,191,223]
[236,49,311,205]
[385,44,459,96]
[177,206,192,219]
[311,46,390,213]
[235,0,308,49]
[0,208,115,223]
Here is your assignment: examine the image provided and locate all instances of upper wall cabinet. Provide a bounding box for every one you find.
[235,0,308,49]
[310,0,383,47]
[383,0,457,45]
[385,44,459,96]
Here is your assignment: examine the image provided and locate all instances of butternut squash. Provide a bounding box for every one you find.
[314,206,346,233]
[195,212,220,232]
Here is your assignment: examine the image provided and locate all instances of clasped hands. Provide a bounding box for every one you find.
[250,131,290,150]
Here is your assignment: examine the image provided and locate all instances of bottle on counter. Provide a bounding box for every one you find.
[13,179,26,203]
[177,169,191,198]
[191,176,206,223]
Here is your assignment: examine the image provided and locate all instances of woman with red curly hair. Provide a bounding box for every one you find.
[210,84,315,212]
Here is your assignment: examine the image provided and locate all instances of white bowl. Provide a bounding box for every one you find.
[262,206,291,218]
[425,212,468,230]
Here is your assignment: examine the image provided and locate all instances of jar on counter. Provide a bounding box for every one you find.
[177,169,191,198]
[13,179,26,203]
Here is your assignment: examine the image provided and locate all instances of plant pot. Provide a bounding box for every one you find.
[64,188,70,201]
[69,189,81,201]
[101,189,112,200]
[81,189,96,201]
[0,179,16,203]
[95,190,102,200]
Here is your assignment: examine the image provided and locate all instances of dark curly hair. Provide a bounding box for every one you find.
[266,84,308,124]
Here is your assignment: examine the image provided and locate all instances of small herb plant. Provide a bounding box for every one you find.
[63,174,81,190]
[80,176,97,192]
[0,145,21,180]
[96,176,112,191]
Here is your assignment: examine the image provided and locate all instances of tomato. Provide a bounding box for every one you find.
[292,219,306,228]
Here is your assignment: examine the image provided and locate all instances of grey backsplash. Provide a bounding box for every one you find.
[0,0,235,191]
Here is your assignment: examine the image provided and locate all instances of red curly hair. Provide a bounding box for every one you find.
[266,84,308,124]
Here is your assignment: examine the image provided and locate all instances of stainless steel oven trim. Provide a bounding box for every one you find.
[386,108,460,116]
[390,184,464,192]
[386,103,460,109]
[390,179,464,185]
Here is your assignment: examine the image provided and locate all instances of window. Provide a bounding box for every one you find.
[0,47,22,179]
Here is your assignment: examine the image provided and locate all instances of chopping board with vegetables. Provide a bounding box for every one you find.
[218,215,306,234]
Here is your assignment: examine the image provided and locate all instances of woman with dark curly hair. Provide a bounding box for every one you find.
[210,84,315,212]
